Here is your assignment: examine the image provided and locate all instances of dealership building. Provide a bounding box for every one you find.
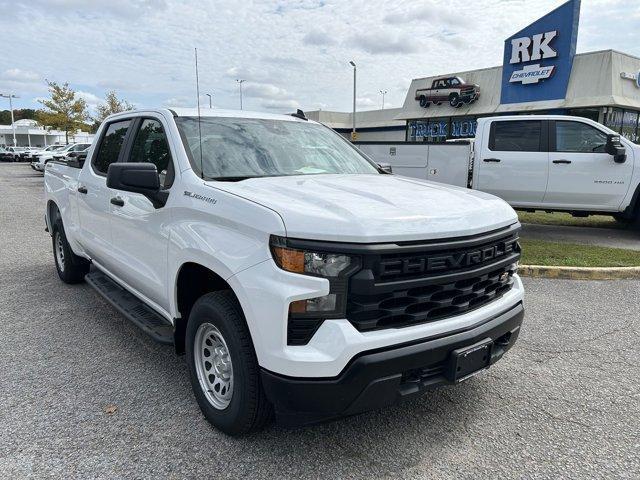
[308,0,640,145]
[0,119,94,147]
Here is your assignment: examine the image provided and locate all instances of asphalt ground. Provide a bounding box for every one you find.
[0,162,639,479]
[521,222,640,251]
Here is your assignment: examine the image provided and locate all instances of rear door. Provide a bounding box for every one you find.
[476,119,549,206]
[107,116,176,311]
[544,120,633,210]
[76,118,133,268]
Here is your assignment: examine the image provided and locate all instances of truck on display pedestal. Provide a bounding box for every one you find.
[358,115,639,225]
[44,108,524,435]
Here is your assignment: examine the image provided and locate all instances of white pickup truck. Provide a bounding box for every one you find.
[358,115,638,223]
[44,108,524,435]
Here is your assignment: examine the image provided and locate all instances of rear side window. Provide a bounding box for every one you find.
[490,120,542,152]
[93,120,131,174]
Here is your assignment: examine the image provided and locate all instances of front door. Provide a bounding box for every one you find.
[476,119,549,206]
[107,117,176,312]
[544,120,633,210]
[77,118,133,269]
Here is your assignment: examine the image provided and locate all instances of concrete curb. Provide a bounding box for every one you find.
[519,264,640,280]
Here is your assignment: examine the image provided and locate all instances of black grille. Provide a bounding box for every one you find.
[347,264,517,332]
[345,227,520,332]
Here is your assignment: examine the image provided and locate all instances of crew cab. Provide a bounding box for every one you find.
[358,115,640,224]
[415,76,480,108]
[44,108,524,435]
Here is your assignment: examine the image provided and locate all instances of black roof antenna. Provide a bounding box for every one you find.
[291,109,308,121]
[194,47,204,179]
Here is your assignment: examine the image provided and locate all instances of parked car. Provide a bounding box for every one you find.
[358,115,640,224]
[33,143,91,171]
[44,108,524,435]
[0,146,10,161]
[26,145,63,162]
[19,147,43,160]
[1,146,29,161]
[414,76,480,108]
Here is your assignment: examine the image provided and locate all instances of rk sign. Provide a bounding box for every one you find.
[500,0,581,104]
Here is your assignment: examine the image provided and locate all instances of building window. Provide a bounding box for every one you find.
[407,117,477,142]
[621,110,639,144]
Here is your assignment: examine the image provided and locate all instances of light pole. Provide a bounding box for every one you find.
[205,93,212,108]
[349,61,356,140]
[236,79,246,110]
[0,93,19,146]
[379,89,388,110]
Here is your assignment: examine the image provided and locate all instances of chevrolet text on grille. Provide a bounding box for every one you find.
[378,239,519,277]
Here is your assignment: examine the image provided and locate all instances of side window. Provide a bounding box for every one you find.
[490,121,542,152]
[450,78,460,86]
[556,121,607,153]
[93,120,131,174]
[129,119,174,188]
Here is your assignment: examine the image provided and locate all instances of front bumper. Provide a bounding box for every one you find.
[261,301,524,426]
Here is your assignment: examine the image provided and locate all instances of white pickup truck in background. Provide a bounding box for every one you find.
[358,115,639,224]
[44,108,524,435]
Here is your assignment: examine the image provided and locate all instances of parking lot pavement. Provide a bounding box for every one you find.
[521,222,640,250]
[0,162,639,479]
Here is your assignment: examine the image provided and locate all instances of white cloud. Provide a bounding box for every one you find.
[350,32,418,55]
[76,91,102,107]
[0,0,637,115]
[356,97,376,108]
[303,30,335,46]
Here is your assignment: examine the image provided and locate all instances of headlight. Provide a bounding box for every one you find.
[270,236,360,344]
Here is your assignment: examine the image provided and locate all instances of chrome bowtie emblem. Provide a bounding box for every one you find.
[499,272,510,282]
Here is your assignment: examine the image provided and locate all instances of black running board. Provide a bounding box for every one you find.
[85,270,174,345]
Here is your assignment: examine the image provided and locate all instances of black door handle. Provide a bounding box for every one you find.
[77,186,88,194]
[483,158,501,163]
[553,159,572,164]
[110,197,125,207]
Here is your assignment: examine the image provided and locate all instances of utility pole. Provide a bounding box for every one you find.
[236,79,246,110]
[0,93,19,146]
[349,61,356,140]
[379,89,388,110]
[205,93,212,108]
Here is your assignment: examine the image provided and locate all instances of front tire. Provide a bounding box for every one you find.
[186,291,273,436]
[52,219,89,284]
[449,93,461,107]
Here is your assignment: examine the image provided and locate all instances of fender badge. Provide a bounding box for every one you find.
[184,191,217,204]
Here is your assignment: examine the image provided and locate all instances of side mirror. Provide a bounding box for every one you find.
[606,134,627,163]
[378,162,393,174]
[106,162,168,208]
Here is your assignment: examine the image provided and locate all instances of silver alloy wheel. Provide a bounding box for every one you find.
[54,232,65,272]
[194,323,234,410]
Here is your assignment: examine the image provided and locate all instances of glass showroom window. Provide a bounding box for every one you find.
[621,110,639,144]
[604,108,624,134]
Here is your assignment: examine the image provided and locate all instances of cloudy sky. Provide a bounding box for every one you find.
[0,0,638,116]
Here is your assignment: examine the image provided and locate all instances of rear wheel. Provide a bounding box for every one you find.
[449,93,461,107]
[186,291,273,436]
[419,96,429,108]
[52,219,90,284]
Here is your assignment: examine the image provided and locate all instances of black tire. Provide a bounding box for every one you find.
[185,291,273,436]
[52,219,90,284]
[449,93,461,107]
[419,96,429,108]
[613,213,632,225]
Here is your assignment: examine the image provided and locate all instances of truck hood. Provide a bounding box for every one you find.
[207,174,518,243]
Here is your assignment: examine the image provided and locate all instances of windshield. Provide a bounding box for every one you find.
[175,117,380,180]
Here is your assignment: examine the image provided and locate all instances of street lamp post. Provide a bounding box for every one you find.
[205,93,212,109]
[349,61,356,140]
[0,93,19,146]
[379,89,388,110]
[236,79,246,110]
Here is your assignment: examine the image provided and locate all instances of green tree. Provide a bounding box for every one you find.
[91,90,134,132]
[0,109,38,125]
[37,80,88,144]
